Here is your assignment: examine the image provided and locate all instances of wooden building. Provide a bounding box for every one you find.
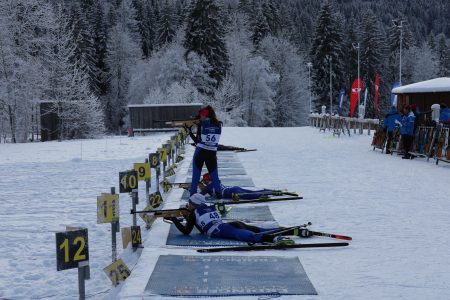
[393,77,450,112]
[128,103,203,131]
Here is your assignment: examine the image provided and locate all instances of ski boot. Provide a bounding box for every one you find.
[231,193,240,202]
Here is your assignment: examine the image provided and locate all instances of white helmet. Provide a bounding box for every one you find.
[189,193,206,206]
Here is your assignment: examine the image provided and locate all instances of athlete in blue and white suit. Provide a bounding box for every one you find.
[199,173,278,200]
[188,106,223,197]
[169,194,308,244]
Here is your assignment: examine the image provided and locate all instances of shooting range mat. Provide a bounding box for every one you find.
[145,255,317,296]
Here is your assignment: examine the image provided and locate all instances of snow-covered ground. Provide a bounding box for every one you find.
[1,127,450,299]
[0,133,173,299]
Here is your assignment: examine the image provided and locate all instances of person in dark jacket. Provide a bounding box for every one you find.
[399,105,416,159]
[383,106,402,154]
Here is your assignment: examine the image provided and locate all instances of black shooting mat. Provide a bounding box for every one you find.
[144,255,318,296]
[166,221,279,247]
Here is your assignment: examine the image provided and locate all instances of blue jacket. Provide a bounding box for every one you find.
[440,108,450,123]
[383,108,401,132]
[400,112,415,136]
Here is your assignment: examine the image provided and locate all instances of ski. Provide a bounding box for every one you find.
[235,190,298,198]
[261,226,352,241]
[309,231,352,241]
[197,242,349,253]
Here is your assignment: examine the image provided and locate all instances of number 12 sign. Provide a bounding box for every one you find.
[56,228,89,271]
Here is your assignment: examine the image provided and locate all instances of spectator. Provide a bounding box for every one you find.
[399,105,415,159]
[383,106,401,154]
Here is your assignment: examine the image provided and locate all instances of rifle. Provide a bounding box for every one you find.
[130,207,190,218]
[154,118,200,128]
[160,179,206,192]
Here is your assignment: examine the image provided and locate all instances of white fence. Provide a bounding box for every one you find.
[309,114,380,137]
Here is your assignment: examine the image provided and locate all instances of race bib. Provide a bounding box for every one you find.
[196,210,221,230]
[201,133,220,145]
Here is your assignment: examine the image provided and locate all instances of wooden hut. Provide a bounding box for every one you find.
[127,103,203,132]
[393,77,450,111]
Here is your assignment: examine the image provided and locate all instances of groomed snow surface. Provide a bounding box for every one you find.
[1,127,450,299]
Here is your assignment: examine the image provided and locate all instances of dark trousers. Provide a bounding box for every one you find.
[190,147,221,195]
[386,131,394,153]
[402,135,413,157]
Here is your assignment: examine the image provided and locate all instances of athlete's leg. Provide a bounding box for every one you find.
[190,147,205,195]
[211,223,265,243]
[204,150,221,195]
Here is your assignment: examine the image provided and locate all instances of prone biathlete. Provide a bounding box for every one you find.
[187,105,223,197]
[199,173,283,200]
[168,194,312,245]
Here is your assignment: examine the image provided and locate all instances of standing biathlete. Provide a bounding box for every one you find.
[187,106,223,197]
[168,194,311,245]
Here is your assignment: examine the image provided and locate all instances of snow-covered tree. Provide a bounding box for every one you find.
[224,14,278,127]
[156,0,176,48]
[260,36,309,126]
[105,0,141,132]
[360,12,386,118]
[309,2,345,111]
[403,43,439,83]
[250,5,269,48]
[0,0,54,142]
[43,4,105,139]
[435,34,450,76]
[184,0,230,86]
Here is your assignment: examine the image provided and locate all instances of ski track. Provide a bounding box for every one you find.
[1,128,450,300]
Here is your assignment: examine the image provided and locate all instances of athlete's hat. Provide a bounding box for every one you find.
[202,173,211,183]
[199,108,209,117]
[189,193,206,206]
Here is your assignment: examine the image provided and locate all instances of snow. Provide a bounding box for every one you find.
[1,127,450,299]
[392,77,450,94]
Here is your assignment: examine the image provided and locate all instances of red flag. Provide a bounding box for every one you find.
[349,78,363,117]
[374,74,379,117]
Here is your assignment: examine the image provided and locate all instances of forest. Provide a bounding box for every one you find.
[0,0,449,142]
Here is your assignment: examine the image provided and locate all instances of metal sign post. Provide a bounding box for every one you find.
[56,228,90,300]
[110,187,119,262]
[149,153,160,193]
[145,158,150,206]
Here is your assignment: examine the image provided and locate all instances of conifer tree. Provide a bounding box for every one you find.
[250,5,269,48]
[184,0,230,86]
[360,12,386,118]
[309,2,345,111]
[156,0,176,48]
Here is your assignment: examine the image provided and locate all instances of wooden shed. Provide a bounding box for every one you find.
[393,77,450,112]
[128,103,203,131]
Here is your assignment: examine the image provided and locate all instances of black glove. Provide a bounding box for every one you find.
[299,228,313,238]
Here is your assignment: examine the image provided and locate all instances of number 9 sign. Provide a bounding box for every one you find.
[133,163,150,181]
